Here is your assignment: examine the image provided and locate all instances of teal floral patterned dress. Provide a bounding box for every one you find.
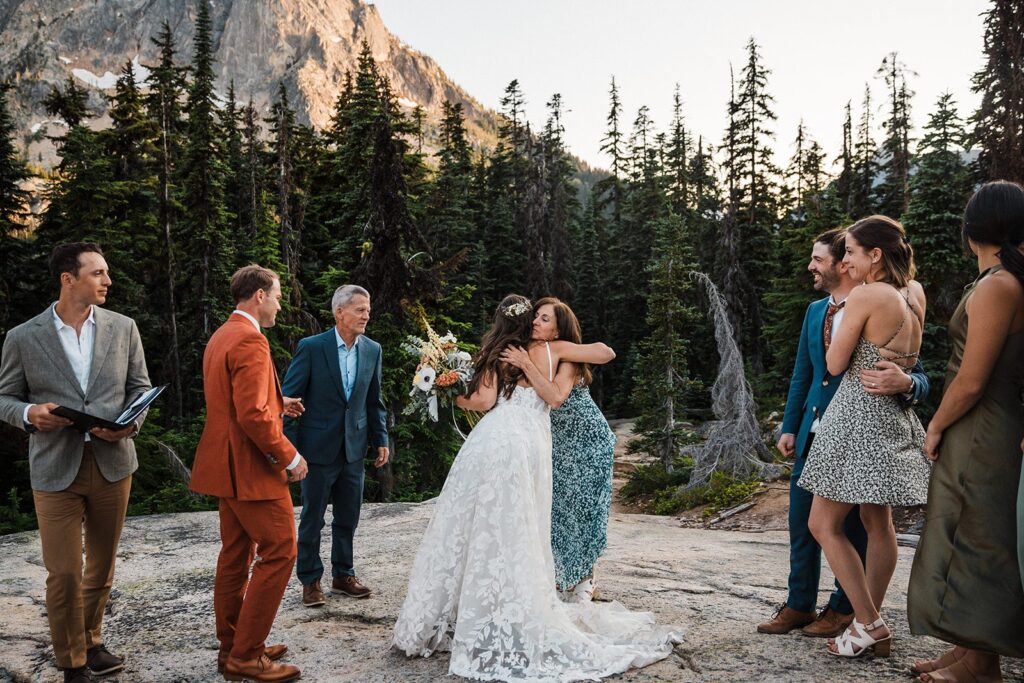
[550,384,617,588]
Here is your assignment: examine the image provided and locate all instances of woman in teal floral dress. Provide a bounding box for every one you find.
[501,297,617,601]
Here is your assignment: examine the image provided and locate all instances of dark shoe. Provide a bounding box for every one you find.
[86,645,124,676]
[802,606,854,638]
[756,604,816,634]
[219,644,288,673]
[302,580,326,607]
[332,575,371,599]
[63,666,97,683]
[223,654,301,682]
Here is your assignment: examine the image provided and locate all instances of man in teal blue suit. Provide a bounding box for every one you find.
[282,284,389,607]
[757,227,930,637]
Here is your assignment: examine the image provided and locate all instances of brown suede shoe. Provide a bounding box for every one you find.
[302,580,326,607]
[219,644,288,674]
[332,575,372,599]
[756,604,816,634]
[801,606,854,638]
[223,654,300,682]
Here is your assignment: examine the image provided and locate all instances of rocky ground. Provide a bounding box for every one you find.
[2,422,1020,682]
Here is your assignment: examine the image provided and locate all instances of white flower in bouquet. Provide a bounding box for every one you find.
[413,366,437,392]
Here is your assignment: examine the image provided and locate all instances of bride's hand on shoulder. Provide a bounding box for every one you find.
[499,345,531,370]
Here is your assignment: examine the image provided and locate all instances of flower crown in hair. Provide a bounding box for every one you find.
[503,301,532,318]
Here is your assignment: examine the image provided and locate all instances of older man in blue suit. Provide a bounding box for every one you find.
[282,284,389,607]
[757,227,930,638]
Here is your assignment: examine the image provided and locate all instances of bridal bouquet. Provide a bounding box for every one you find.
[402,321,475,424]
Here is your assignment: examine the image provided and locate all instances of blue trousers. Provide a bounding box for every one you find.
[296,457,364,585]
[788,437,868,614]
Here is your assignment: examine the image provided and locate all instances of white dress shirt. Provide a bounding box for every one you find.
[23,304,96,439]
[231,310,301,471]
[810,295,847,434]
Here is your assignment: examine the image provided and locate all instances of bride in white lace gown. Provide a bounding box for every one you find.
[393,295,681,682]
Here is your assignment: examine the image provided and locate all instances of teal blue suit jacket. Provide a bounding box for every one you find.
[780,297,930,458]
[281,330,388,464]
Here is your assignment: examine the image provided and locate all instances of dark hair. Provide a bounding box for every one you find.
[534,296,593,385]
[466,294,534,400]
[963,180,1024,287]
[846,215,916,288]
[814,227,847,263]
[230,264,279,304]
[48,242,104,287]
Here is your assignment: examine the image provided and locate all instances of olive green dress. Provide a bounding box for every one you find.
[908,265,1024,657]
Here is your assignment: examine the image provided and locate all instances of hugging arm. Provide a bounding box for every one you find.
[500,345,577,409]
[826,289,870,376]
[550,340,615,364]
[457,371,498,412]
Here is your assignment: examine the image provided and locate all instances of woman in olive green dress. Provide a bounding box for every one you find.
[907,181,1024,683]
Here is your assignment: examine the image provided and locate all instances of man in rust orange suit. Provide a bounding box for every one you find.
[190,265,308,683]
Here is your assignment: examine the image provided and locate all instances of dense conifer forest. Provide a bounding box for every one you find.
[1,1,1022,532]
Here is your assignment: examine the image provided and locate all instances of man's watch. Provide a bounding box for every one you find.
[128,420,140,439]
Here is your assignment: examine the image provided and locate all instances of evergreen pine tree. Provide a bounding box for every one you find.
[665,85,691,214]
[179,0,234,406]
[970,0,1024,183]
[144,21,188,418]
[42,77,90,129]
[541,94,576,301]
[0,82,30,336]
[850,84,878,218]
[874,52,916,217]
[903,93,974,399]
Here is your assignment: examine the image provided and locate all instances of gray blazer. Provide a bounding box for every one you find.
[0,306,151,491]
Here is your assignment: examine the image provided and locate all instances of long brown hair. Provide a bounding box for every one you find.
[466,294,534,400]
[846,215,916,288]
[534,297,593,385]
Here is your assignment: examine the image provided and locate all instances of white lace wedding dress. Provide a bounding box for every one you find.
[393,368,682,681]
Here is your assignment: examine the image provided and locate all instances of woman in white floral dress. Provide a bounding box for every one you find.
[799,216,931,661]
[392,295,680,682]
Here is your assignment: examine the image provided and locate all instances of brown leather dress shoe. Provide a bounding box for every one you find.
[223,654,300,682]
[85,644,124,676]
[219,644,288,673]
[302,580,326,607]
[756,604,816,634]
[332,575,371,599]
[801,606,854,638]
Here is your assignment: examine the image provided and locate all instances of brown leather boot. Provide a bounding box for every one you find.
[302,580,326,607]
[223,654,300,682]
[219,644,288,674]
[332,575,372,599]
[801,606,854,638]
[756,604,816,634]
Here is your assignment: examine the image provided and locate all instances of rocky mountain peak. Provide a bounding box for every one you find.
[0,0,499,165]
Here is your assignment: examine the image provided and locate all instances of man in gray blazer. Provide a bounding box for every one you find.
[0,243,151,683]
[282,284,389,607]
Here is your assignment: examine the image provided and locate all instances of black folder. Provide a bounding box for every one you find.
[53,385,167,432]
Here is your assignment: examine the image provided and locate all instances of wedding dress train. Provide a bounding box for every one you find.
[393,380,681,681]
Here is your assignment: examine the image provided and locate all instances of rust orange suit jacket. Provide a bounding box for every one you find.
[190,314,296,501]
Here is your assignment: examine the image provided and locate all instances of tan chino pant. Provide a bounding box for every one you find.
[32,444,131,669]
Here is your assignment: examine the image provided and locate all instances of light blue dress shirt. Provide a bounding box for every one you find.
[335,328,359,401]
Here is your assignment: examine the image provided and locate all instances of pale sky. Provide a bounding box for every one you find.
[369,0,988,172]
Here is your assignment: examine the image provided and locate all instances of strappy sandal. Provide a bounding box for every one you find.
[912,648,964,675]
[918,658,1003,683]
[828,616,891,658]
[571,578,595,603]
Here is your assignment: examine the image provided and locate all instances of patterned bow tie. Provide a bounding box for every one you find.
[823,300,845,352]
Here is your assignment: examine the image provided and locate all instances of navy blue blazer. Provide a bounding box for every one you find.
[780,296,930,458]
[281,330,389,465]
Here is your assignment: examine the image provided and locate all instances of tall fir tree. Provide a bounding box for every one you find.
[179,0,234,407]
[850,84,878,218]
[0,82,30,336]
[874,52,916,217]
[970,0,1024,184]
[541,94,576,301]
[144,21,188,418]
[903,93,974,401]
